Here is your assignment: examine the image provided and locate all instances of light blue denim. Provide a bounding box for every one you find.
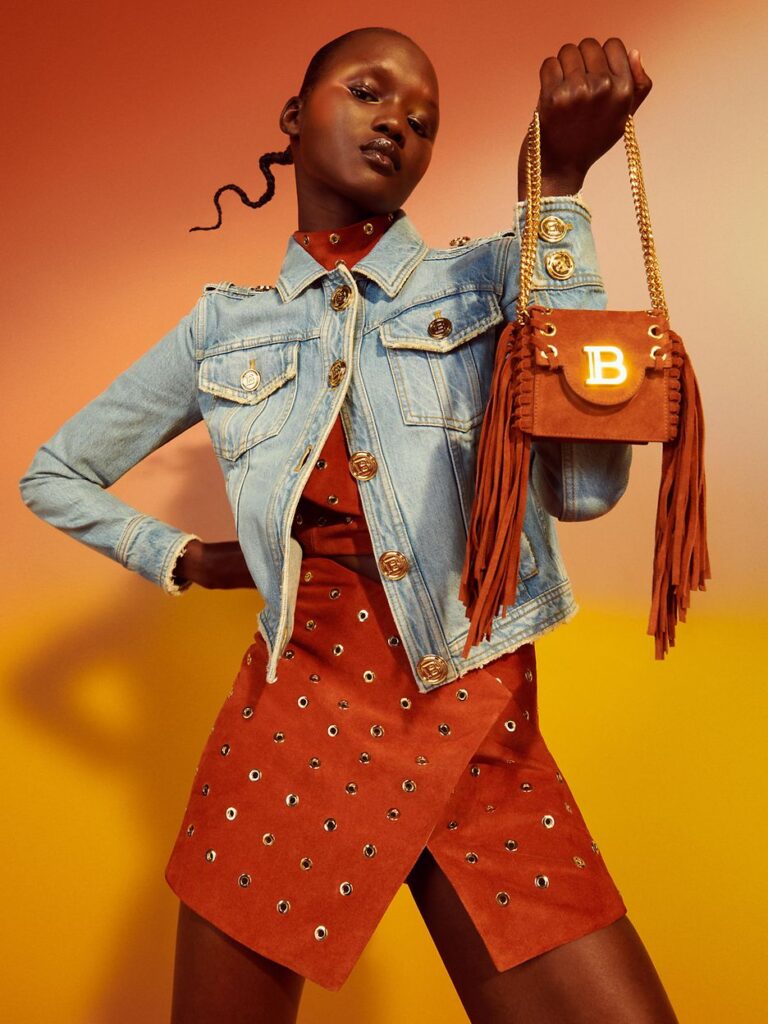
[19,195,632,692]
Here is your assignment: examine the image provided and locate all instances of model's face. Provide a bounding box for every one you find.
[282,34,440,214]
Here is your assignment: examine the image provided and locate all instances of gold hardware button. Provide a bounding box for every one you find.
[348,451,378,480]
[417,655,449,684]
[544,250,575,280]
[449,235,471,247]
[538,215,572,242]
[427,314,452,339]
[331,284,353,310]
[240,367,260,391]
[378,550,410,580]
[328,360,347,387]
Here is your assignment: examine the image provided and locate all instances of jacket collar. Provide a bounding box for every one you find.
[275,209,428,303]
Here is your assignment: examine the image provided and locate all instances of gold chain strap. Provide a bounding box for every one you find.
[516,109,669,322]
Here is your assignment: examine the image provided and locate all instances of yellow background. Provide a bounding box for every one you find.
[4,1,767,1020]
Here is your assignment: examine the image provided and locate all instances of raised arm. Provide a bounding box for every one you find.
[505,37,653,521]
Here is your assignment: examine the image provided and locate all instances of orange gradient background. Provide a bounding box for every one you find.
[4,2,767,1021]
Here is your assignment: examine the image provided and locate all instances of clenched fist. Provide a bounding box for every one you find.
[518,37,653,199]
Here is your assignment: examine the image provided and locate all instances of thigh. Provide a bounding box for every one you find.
[170,899,305,1024]
[406,847,679,1024]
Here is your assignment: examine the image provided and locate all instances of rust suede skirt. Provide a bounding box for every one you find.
[164,555,627,991]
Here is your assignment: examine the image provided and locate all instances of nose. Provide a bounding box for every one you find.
[372,114,405,149]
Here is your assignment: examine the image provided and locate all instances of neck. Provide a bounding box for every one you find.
[293,166,389,232]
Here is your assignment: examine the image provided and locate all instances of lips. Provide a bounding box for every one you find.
[360,137,401,172]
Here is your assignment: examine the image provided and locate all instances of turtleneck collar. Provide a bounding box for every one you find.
[292,211,396,271]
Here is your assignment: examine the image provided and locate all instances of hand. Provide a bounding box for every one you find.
[173,539,258,590]
[517,38,653,199]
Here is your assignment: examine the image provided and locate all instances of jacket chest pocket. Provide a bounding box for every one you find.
[197,341,299,461]
[379,290,503,431]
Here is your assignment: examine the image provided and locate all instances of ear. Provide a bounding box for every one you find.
[279,95,302,138]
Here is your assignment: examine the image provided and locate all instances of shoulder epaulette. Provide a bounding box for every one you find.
[202,281,275,296]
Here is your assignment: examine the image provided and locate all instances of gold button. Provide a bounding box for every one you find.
[427,314,452,339]
[538,215,572,242]
[329,232,340,244]
[449,235,471,247]
[328,360,347,387]
[363,222,374,235]
[330,284,353,311]
[417,655,449,684]
[348,451,378,480]
[240,367,261,391]
[378,550,410,580]
[544,250,575,280]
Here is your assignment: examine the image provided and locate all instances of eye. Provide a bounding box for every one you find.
[408,117,428,137]
[349,84,377,101]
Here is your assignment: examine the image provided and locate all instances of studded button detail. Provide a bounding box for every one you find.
[339,880,353,894]
[225,807,237,820]
[330,284,352,310]
[542,814,555,828]
[456,688,469,701]
[573,856,587,868]
[505,839,518,851]
[205,849,216,862]
[323,818,337,831]
[417,655,449,684]
[348,451,378,480]
[378,550,409,580]
[277,899,291,913]
[538,215,572,242]
[427,313,453,339]
[534,874,550,888]
[465,851,478,864]
[496,891,510,906]
[239,366,261,391]
[238,873,251,887]
[328,360,347,387]
[544,250,575,279]
[263,833,275,846]
[286,793,300,807]
[248,769,262,781]
[314,925,329,940]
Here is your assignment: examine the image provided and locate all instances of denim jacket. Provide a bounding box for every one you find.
[18,195,631,693]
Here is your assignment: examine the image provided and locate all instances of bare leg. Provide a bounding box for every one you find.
[406,847,679,1024]
[170,900,305,1024]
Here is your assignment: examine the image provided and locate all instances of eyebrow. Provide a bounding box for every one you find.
[345,61,439,111]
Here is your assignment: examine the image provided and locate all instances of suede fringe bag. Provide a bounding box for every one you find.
[459,110,710,661]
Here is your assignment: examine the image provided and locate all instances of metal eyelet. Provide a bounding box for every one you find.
[648,324,665,339]
[542,343,558,359]
[540,322,557,336]
[650,344,668,360]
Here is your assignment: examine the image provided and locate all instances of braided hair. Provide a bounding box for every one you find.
[189,26,416,232]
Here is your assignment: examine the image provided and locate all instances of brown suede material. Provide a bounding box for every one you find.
[460,304,710,662]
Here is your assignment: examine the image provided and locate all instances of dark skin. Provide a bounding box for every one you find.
[172,31,678,1024]
[176,32,652,593]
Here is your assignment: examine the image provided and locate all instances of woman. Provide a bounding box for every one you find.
[19,25,679,1024]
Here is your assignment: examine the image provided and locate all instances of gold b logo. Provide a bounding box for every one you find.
[583,345,628,386]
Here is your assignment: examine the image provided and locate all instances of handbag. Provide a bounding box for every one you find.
[459,109,710,660]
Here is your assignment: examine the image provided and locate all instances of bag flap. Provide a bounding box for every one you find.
[527,304,671,406]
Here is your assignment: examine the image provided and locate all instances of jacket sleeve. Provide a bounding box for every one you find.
[18,296,206,595]
[501,193,632,522]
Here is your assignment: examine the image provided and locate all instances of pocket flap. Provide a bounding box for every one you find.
[198,342,298,404]
[380,290,503,352]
